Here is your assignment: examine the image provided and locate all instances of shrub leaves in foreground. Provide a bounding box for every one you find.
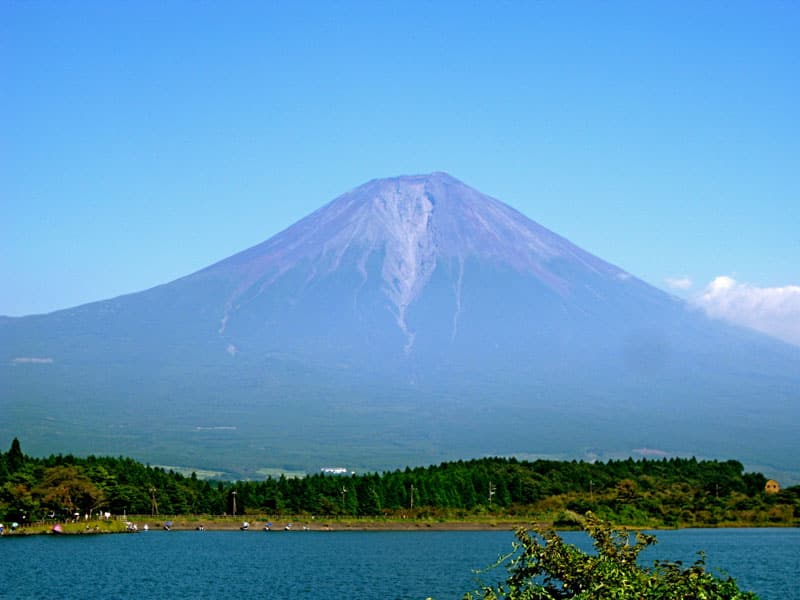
[465,512,758,600]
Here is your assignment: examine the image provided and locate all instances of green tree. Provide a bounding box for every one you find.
[1,480,39,522]
[465,512,758,600]
[34,465,105,517]
[7,438,25,473]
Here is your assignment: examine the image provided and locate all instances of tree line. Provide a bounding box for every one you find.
[1,438,797,527]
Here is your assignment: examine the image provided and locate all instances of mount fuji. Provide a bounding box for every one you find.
[2,173,798,479]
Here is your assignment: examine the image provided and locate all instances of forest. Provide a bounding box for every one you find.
[1,438,797,528]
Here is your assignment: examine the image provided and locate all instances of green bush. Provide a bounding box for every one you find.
[465,512,758,599]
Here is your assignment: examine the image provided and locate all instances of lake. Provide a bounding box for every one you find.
[1,528,797,599]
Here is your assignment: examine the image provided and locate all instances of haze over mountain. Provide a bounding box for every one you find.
[2,173,798,480]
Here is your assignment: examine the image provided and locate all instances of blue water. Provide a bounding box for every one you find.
[0,528,797,599]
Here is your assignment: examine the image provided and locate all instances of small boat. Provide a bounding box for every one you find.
[263,522,273,531]
[240,521,250,530]
[164,521,173,531]
[52,524,63,534]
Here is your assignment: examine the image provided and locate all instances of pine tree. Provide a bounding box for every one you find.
[7,437,24,473]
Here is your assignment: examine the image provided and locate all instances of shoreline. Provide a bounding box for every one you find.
[4,516,796,536]
[2,518,533,536]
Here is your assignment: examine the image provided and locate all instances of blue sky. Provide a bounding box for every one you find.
[2,2,798,342]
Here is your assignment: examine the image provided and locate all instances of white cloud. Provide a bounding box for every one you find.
[693,276,800,346]
[664,276,693,291]
[11,357,54,365]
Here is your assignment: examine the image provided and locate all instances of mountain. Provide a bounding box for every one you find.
[2,173,798,479]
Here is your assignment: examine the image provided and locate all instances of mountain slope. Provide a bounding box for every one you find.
[2,173,798,479]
